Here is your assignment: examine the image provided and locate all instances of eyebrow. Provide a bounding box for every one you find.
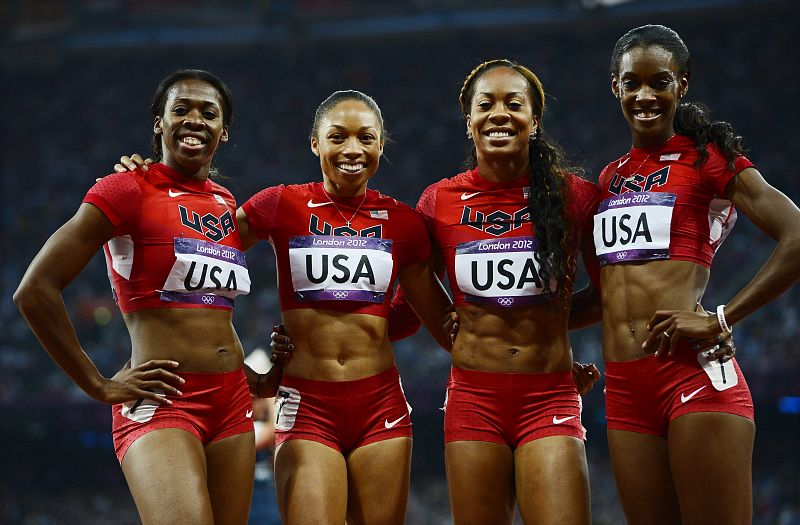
[476,91,526,97]
[172,97,221,107]
[326,125,378,132]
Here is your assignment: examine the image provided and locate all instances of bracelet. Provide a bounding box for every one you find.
[716,304,732,334]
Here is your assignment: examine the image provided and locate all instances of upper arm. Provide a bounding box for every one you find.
[19,203,114,292]
[727,167,800,241]
[236,207,259,251]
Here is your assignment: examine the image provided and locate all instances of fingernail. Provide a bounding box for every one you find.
[180,377,186,383]
[171,361,179,366]
[176,390,183,396]
[654,351,659,357]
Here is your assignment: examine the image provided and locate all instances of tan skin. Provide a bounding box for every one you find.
[440,66,591,525]
[602,44,800,525]
[13,78,284,525]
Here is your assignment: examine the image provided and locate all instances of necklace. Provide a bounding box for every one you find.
[323,188,368,227]
[624,153,650,181]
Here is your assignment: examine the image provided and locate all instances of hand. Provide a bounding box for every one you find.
[114,154,153,173]
[642,309,723,357]
[442,310,459,345]
[693,333,737,362]
[270,324,294,366]
[101,359,184,405]
[572,362,600,396]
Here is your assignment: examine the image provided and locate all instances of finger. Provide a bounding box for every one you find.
[667,328,680,356]
[140,380,183,397]
[113,163,126,173]
[139,391,173,405]
[137,368,186,387]
[138,359,180,370]
[645,310,677,331]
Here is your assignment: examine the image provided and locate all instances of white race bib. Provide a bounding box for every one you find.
[454,236,553,307]
[160,237,250,307]
[289,235,393,303]
[697,349,738,391]
[594,192,676,265]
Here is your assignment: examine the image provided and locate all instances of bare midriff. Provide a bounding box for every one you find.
[600,259,710,362]
[452,302,572,374]
[281,308,394,382]
[123,308,244,373]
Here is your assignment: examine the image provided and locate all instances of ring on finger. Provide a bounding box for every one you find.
[663,331,671,339]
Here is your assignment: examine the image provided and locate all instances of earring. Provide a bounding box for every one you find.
[466,130,473,140]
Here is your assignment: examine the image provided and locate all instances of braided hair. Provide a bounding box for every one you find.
[610,25,747,168]
[459,59,576,301]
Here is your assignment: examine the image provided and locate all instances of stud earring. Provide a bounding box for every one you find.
[466,130,473,140]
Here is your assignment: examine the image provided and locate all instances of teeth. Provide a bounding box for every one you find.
[338,163,364,173]
[488,131,512,138]
[635,111,660,119]
[182,136,202,145]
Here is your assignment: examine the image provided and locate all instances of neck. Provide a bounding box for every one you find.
[323,180,367,198]
[632,129,676,149]
[163,159,211,181]
[476,154,530,183]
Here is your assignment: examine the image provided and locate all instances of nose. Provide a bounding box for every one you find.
[635,85,657,104]
[488,109,510,124]
[183,109,206,129]
[341,136,362,157]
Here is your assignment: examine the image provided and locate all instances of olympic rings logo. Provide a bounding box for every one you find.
[202,296,216,304]
[616,251,627,260]
[332,291,349,299]
[498,297,514,306]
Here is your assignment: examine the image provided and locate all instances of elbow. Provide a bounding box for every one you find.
[13,280,47,316]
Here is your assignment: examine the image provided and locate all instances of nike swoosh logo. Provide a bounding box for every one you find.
[552,415,576,425]
[245,410,254,418]
[680,385,706,403]
[384,414,408,429]
[460,192,480,200]
[307,199,334,208]
[617,157,630,168]
[169,189,188,197]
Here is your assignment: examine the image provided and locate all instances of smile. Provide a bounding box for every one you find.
[337,163,365,173]
[633,109,663,121]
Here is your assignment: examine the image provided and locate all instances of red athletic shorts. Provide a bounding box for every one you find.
[274,366,412,453]
[444,367,585,447]
[605,349,754,436]
[111,368,254,463]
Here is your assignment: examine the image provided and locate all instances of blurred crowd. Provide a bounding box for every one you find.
[2,1,798,523]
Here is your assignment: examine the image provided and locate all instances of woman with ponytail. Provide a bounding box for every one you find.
[390,59,601,524]
[595,24,800,524]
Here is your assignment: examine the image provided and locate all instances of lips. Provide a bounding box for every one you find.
[632,109,663,121]
[177,134,207,151]
[483,127,516,139]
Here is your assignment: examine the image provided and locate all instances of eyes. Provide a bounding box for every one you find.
[619,76,675,94]
[326,132,378,144]
[171,105,220,120]
[475,99,526,111]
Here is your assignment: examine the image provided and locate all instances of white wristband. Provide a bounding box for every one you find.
[716,304,732,333]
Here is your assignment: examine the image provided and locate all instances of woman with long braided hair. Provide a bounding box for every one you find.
[390,58,600,524]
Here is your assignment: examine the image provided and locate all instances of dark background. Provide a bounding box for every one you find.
[2,0,798,523]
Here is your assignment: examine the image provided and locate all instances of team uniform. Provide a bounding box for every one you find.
[595,134,755,435]
[241,182,430,451]
[413,168,597,446]
[84,163,253,462]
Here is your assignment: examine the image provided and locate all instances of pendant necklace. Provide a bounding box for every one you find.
[323,188,368,228]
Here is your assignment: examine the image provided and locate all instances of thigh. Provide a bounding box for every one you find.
[274,439,347,525]
[121,428,213,525]
[345,436,412,525]
[607,429,681,525]
[445,440,515,525]
[205,431,256,525]
[668,412,755,525]
[514,436,590,525]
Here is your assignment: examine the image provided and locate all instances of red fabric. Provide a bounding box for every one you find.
[444,367,585,446]
[84,163,244,312]
[111,368,254,463]
[605,351,754,436]
[242,182,430,318]
[273,366,412,452]
[596,134,755,268]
